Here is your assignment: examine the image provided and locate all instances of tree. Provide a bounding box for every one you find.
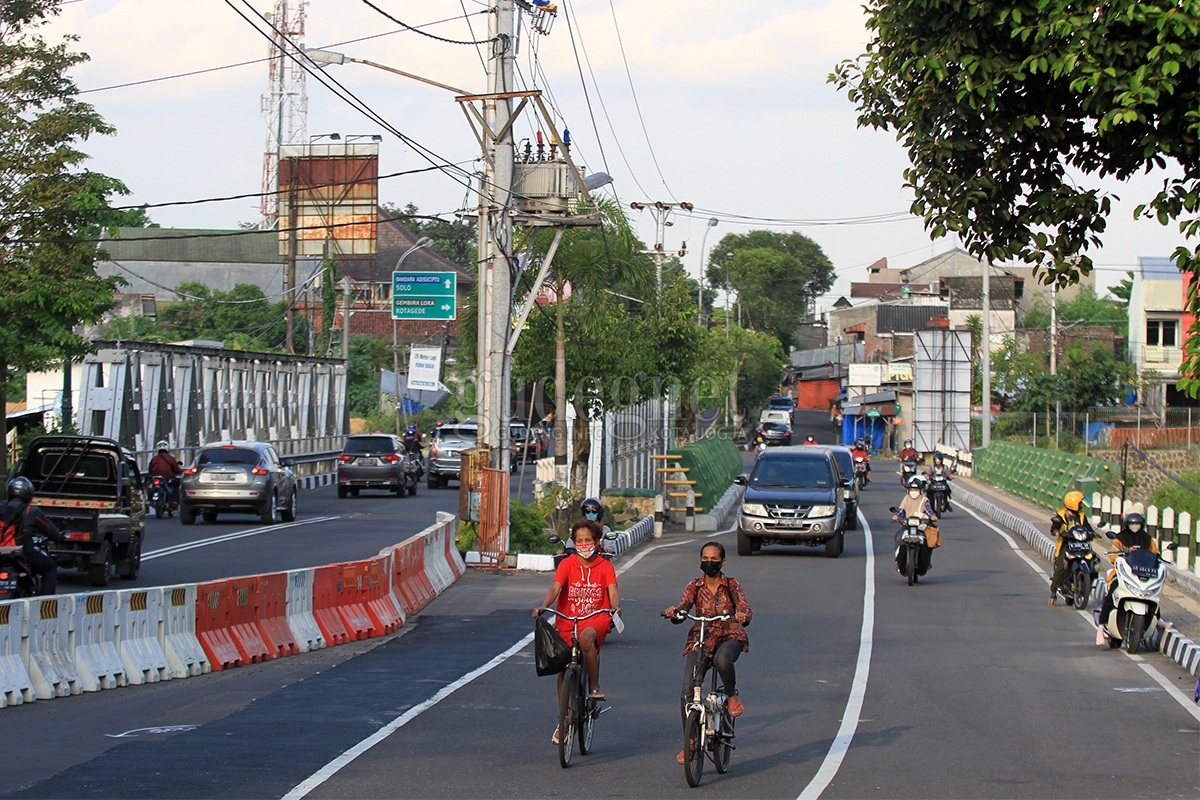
[831,0,1200,394]
[381,203,477,271]
[705,230,834,350]
[1109,271,1135,308]
[150,282,304,352]
[1020,285,1129,336]
[0,1,137,465]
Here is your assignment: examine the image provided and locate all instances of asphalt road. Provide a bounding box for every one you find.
[52,460,539,593]
[4,462,1197,799]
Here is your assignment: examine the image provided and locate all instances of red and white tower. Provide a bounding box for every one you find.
[259,0,308,229]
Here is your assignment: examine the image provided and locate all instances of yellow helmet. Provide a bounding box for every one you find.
[1063,491,1085,512]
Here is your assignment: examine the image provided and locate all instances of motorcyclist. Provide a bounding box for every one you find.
[1048,490,1095,606]
[926,454,954,512]
[0,477,65,595]
[850,439,872,482]
[803,434,818,445]
[556,498,615,561]
[148,440,183,505]
[1096,512,1163,643]
[899,438,920,463]
[893,475,938,575]
[401,426,425,478]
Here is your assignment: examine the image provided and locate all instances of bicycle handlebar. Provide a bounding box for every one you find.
[662,611,734,622]
[540,608,614,622]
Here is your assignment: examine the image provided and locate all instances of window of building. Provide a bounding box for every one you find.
[1146,320,1178,347]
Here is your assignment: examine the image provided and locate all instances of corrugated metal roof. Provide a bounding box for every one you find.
[790,342,864,368]
[101,228,284,264]
[1139,256,1181,280]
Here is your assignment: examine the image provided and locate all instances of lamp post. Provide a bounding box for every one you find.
[697,218,718,325]
[392,237,434,433]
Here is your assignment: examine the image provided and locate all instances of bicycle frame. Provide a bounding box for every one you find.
[678,613,735,771]
[542,608,613,768]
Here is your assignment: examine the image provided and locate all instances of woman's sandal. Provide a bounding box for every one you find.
[551,727,560,745]
[676,751,685,764]
[589,689,606,701]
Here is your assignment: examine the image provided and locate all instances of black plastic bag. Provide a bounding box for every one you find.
[534,614,570,677]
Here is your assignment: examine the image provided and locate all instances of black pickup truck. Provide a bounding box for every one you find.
[10,435,147,586]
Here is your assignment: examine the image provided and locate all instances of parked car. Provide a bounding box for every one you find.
[337,434,407,497]
[804,445,858,530]
[767,395,795,410]
[9,435,146,586]
[756,421,792,446]
[734,447,845,558]
[180,441,297,525]
[427,422,478,489]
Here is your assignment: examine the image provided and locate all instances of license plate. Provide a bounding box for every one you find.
[358,458,378,466]
[211,473,238,482]
[0,580,15,592]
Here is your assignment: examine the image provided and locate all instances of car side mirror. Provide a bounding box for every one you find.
[281,457,295,468]
[733,475,747,486]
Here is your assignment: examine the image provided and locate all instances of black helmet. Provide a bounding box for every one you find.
[933,454,944,464]
[7,476,34,503]
[581,497,603,522]
[805,434,816,443]
[1124,512,1145,532]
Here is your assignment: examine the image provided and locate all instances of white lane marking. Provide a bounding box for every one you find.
[797,511,875,800]
[283,632,535,799]
[141,516,340,561]
[105,724,199,738]
[614,526,735,576]
[964,507,1200,722]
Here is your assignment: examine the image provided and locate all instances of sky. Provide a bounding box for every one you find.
[49,0,1187,308]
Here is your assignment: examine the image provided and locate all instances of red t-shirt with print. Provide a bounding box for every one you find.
[553,554,617,645]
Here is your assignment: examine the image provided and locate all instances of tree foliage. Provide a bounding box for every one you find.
[991,335,1133,411]
[1020,284,1128,336]
[705,230,834,350]
[381,202,477,271]
[831,0,1200,394]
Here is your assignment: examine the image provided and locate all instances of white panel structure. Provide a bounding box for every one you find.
[913,330,972,453]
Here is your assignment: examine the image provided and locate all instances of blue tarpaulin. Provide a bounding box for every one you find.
[841,415,886,450]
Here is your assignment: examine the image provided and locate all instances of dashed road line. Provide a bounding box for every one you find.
[142,516,340,560]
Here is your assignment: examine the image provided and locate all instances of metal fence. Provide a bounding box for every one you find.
[975,407,1200,453]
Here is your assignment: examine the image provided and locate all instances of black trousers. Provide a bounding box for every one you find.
[680,640,742,726]
[894,532,932,574]
[25,550,57,595]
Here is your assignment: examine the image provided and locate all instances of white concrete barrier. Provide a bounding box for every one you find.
[285,569,325,653]
[69,592,126,692]
[117,588,170,685]
[422,527,455,594]
[159,584,210,678]
[0,601,33,707]
[26,597,80,699]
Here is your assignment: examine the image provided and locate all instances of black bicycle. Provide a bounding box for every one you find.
[542,608,614,768]
[667,611,736,787]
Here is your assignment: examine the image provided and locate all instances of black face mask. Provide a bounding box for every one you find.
[700,561,722,577]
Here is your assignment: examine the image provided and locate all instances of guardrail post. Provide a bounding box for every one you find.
[1178,512,1192,573]
[1162,507,1176,564]
[653,494,663,539]
[1099,495,1112,527]
[685,487,695,533]
[1147,505,1159,547]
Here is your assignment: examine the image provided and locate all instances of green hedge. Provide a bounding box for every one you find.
[666,437,743,510]
[973,441,1116,511]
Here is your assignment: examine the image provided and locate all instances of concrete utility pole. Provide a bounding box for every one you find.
[981,261,992,448]
[285,170,298,354]
[476,0,516,472]
[341,276,353,362]
[630,201,693,298]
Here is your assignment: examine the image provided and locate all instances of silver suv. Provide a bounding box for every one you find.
[180,441,297,525]
[426,423,478,489]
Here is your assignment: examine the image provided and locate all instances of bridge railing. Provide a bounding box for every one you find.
[132,436,347,481]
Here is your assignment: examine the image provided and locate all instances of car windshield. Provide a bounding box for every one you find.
[510,425,528,441]
[343,436,396,456]
[198,447,259,466]
[438,426,477,444]
[751,457,832,488]
[25,446,118,497]
[761,422,789,432]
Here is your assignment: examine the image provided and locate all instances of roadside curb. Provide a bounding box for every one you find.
[297,474,335,490]
[695,483,745,532]
[956,483,1200,677]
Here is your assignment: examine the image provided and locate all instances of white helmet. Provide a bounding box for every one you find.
[155,440,170,451]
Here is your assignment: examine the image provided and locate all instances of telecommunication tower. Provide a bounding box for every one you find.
[259,0,309,229]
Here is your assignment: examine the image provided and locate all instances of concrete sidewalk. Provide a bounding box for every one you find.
[955,476,1200,675]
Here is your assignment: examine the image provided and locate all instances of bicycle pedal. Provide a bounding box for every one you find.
[597,706,611,715]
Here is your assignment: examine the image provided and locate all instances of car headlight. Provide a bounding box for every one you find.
[809,505,836,517]
[742,503,768,517]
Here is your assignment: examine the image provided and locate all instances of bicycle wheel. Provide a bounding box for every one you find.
[714,707,734,774]
[558,667,577,768]
[683,710,705,787]
[578,670,595,755]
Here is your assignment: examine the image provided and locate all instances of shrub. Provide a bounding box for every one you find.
[1151,467,1200,522]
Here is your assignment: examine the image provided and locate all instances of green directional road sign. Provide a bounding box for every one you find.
[392,271,457,320]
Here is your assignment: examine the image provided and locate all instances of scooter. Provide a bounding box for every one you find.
[400,453,422,497]
[1096,535,1176,654]
[926,473,950,514]
[548,532,619,568]
[900,460,918,486]
[146,475,177,519]
[853,456,869,490]
[0,548,42,599]
[890,508,929,586]
[1057,524,1099,610]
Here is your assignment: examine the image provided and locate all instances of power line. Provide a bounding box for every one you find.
[357,0,499,46]
[686,208,918,227]
[108,259,322,304]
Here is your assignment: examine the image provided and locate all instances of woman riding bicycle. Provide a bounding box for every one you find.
[663,541,752,764]
[534,519,620,744]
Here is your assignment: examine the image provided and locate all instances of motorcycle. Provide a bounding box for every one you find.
[900,460,918,486]
[548,532,619,568]
[890,508,928,586]
[926,473,951,514]
[146,475,177,519]
[400,453,423,497]
[0,549,42,599]
[1096,536,1176,654]
[853,456,869,490]
[1057,524,1099,610]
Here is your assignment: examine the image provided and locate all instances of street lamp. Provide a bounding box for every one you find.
[310,132,341,141]
[697,218,718,325]
[392,237,435,433]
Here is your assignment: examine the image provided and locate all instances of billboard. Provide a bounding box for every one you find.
[278,142,378,258]
[848,363,884,387]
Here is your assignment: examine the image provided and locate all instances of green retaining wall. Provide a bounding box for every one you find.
[973,441,1117,511]
[666,437,743,511]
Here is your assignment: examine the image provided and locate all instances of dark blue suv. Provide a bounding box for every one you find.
[734,447,845,558]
